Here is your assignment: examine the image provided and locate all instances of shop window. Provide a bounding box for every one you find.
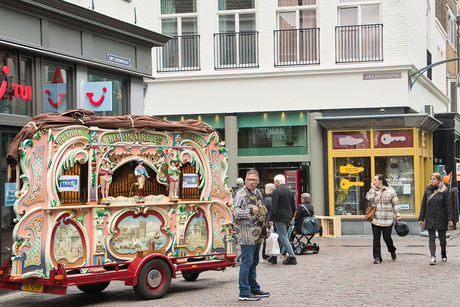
[0,53,33,116]
[43,63,72,113]
[375,156,415,215]
[87,72,127,116]
[333,157,371,216]
[238,126,307,156]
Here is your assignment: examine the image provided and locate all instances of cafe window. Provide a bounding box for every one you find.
[0,52,33,116]
[237,112,308,156]
[238,126,307,156]
[87,72,127,116]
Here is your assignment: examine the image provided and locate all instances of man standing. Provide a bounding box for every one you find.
[269,174,297,265]
[233,169,270,301]
[232,177,244,199]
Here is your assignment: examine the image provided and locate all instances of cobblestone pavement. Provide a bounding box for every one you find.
[1,229,460,307]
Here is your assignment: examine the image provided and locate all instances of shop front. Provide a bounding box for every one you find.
[317,113,441,235]
[0,0,169,263]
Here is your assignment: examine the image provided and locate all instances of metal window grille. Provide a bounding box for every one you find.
[335,24,383,63]
[274,28,320,66]
[214,32,259,69]
[157,35,201,72]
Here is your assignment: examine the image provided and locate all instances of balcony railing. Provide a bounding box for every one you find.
[335,24,383,63]
[214,32,259,69]
[157,35,200,72]
[274,28,320,66]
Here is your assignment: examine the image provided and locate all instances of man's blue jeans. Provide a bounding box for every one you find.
[239,243,261,295]
[275,221,295,258]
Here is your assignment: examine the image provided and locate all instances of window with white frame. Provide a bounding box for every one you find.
[336,1,382,62]
[215,1,257,68]
[275,0,318,65]
[158,0,199,71]
[447,8,456,47]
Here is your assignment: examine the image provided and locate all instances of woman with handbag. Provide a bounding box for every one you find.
[366,174,401,264]
[418,172,454,265]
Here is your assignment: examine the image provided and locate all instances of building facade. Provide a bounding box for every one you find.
[2,1,459,236]
[0,0,169,262]
[136,0,459,234]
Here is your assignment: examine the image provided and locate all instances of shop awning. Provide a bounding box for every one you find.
[316,114,442,133]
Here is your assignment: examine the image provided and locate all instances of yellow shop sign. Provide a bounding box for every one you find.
[340,164,364,174]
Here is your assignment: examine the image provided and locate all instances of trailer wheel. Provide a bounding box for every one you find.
[134,258,171,300]
[182,271,200,281]
[77,281,110,294]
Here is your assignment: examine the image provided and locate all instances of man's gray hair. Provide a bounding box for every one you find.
[274,174,285,185]
[236,177,244,185]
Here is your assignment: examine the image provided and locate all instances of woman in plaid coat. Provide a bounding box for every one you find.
[366,174,401,264]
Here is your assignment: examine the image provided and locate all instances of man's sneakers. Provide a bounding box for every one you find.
[282,257,297,265]
[239,293,261,301]
[267,256,277,264]
[239,290,270,301]
[251,290,270,297]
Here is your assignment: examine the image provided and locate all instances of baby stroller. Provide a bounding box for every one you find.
[290,215,321,255]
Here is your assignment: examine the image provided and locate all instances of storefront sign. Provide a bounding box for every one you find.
[1,66,32,101]
[182,174,198,188]
[255,127,291,142]
[106,54,131,67]
[44,83,67,113]
[84,81,113,112]
[340,164,364,174]
[374,130,413,148]
[5,183,16,207]
[332,131,370,149]
[60,175,79,192]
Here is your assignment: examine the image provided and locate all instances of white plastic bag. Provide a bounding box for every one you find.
[265,226,280,257]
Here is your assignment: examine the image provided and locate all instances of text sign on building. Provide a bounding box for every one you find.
[182,174,198,188]
[60,175,79,192]
[107,54,131,67]
[363,72,402,80]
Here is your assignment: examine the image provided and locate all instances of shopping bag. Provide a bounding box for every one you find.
[266,227,280,257]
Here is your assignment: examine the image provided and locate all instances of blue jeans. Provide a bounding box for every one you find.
[275,221,295,258]
[239,244,261,295]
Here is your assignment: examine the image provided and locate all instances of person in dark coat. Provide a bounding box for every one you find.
[289,193,314,241]
[269,174,297,265]
[262,183,275,260]
[418,172,454,265]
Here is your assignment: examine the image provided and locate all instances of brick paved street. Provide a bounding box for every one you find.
[1,229,460,306]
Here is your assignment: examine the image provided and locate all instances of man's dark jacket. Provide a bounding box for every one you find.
[270,184,296,223]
